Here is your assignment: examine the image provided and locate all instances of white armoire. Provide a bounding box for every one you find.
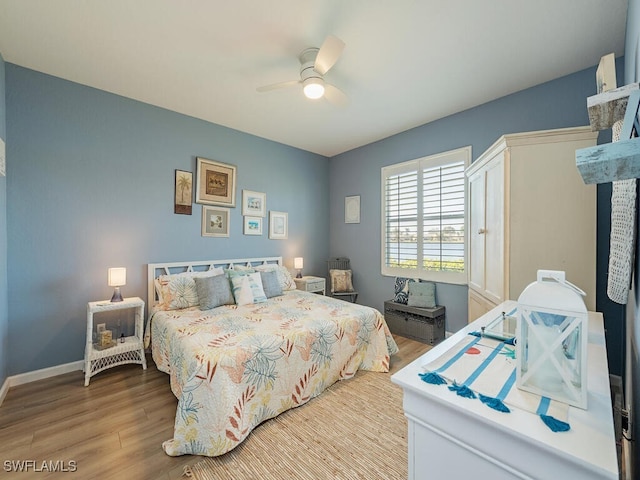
[466,127,598,322]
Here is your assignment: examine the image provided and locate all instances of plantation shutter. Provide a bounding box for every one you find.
[422,161,465,272]
[381,147,470,283]
[384,168,419,270]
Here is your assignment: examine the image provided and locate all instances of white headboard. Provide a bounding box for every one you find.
[147,256,283,309]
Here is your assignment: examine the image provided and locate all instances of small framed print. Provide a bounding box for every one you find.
[202,206,230,237]
[195,157,236,207]
[174,170,193,215]
[242,190,266,217]
[596,53,616,94]
[345,195,360,224]
[244,216,263,235]
[269,211,288,240]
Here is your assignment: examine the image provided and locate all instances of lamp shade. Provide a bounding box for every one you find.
[294,257,304,270]
[108,267,127,287]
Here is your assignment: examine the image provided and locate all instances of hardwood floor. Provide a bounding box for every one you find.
[0,335,430,480]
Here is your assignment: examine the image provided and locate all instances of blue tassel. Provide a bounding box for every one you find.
[418,371,447,385]
[540,414,571,432]
[479,394,511,413]
[448,382,476,399]
[468,331,482,337]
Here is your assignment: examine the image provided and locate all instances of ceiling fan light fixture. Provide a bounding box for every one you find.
[303,78,325,99]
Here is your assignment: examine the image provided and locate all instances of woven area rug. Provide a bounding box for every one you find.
[183,371,407,480]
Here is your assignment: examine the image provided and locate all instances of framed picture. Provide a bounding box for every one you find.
[243,216,263,235]
[201,206,230,237]
[269,211,288,240]
[242,190,266,217]
[596,53,616,94]
[174,169,193,215]
[195,157,237,207]
[345,195,360,223]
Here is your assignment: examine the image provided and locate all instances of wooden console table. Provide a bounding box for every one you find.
[391,300,618,479]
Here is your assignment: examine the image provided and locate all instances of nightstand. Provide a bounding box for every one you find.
[84,296,147,386]
[294,275,326,295]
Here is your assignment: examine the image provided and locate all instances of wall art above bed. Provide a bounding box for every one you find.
[242,190,266,217]
[202,205,230,237]
[195,157,237,207]
[243,216,262,235]
[269,211,288,239]
[174,169,193,215]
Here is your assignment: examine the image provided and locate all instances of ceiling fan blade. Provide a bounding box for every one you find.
[324,83,348,107]
[256,80,300,92]
[314,35,345,75]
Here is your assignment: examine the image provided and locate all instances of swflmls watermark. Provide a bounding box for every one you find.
[4,460,77,473]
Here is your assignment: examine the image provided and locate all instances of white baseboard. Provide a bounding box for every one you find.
[0,360,83,406]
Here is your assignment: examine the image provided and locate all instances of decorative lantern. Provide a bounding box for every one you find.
[516,270,588,409]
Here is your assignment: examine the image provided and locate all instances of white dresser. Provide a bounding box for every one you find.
[391,301,618,480]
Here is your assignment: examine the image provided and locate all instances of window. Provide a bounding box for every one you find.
[381,146,471,284]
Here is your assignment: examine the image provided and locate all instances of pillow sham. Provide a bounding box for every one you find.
[194,274,235,310]
[230,272,267,306]
[155,268,224,310]
[407,281,436,308]
[229,264,256,273]
[329,269,354,293]
[393,277,416,305]
[225,267,256,278]
[260,270,283,298]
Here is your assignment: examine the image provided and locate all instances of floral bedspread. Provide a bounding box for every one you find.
[149,290,399,457]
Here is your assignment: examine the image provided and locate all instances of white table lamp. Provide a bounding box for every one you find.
[108,267,126,302]
[294,257,304,278]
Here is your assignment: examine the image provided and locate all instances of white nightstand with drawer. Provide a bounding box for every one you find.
[294,276,326,295]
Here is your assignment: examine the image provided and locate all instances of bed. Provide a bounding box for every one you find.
[146,256,399,457]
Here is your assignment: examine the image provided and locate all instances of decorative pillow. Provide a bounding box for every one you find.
[155,268,224,310]
[225,267,256,278]
[230,272,267,306]
[229,264,256,274]
[329,269,354,293]
[254,264,297,291]
[194,274,235,310]
[260,270,283,298]
[407,281,436,308]
[394,277,416,305]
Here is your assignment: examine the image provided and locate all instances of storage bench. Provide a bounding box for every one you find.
[384,300,445,345]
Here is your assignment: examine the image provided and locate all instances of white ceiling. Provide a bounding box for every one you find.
[0,0,628,157]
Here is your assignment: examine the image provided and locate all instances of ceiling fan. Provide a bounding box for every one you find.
[257,35,348,106]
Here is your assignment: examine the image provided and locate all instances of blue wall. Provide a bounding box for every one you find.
[0,53,7,387]
[329,62,627,374]
[5,65,329,375]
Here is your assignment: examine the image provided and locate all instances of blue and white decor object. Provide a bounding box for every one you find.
[419,321,570,432]
[517,270,588,409]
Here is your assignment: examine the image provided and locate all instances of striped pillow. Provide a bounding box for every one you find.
[230,272,267,306]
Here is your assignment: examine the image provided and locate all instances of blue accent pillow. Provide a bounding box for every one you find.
[407,281,436,308]
[194,274,235,310]
[394,277,415,304]
[260,270,283,298]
